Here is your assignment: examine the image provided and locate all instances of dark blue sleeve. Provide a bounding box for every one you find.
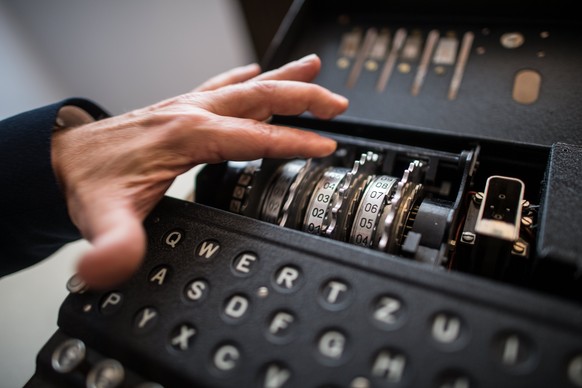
[0,98,109,277]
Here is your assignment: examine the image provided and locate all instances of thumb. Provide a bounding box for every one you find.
[76,206,146,290]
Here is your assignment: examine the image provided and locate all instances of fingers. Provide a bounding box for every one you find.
[193,63,261,92]
[193,53,322,93]
[252,53,321,83]
[76,205,146,289]
[198,80,349,121]
[180,115,337,164]
[188,54,347,121]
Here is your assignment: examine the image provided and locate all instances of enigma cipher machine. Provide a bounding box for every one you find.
[26,1,582,387]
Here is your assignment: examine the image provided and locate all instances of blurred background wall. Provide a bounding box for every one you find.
[0,1,257,386]
[0,0,255,119]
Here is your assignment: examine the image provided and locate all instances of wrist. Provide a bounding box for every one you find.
[51,105,96,193]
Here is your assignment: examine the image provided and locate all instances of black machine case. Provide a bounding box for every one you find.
[27,1,582,387]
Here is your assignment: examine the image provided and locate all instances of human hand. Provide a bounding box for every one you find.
[51,54,348,289]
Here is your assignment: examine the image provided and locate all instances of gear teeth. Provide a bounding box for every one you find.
[378,160,424,252]
[279,159,311,227]
[326,152,379,237]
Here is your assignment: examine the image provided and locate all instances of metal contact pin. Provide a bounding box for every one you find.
[448,31,474,100]
[411,29,440,96]
[346,27,378,89]
[376,28,407,92]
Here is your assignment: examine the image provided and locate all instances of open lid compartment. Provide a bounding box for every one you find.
[262,0,582,147]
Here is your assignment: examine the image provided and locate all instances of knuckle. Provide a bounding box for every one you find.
[250,80,278,96]
[254,122,277,152]
[255,121,276,138]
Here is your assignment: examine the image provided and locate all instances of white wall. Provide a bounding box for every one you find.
[0,1,254,386]
[1,0,255,117]
[0,3,69,119]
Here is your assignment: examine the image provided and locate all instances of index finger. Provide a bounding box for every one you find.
[251,53,322,83]
[199,80,349,121]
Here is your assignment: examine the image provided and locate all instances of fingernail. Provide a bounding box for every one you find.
[319,138,338,156]
[298,53,318,63]
[334,93,349,106]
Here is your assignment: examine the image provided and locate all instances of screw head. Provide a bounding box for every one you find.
[461,232,476,243]
[473,192,484,205]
